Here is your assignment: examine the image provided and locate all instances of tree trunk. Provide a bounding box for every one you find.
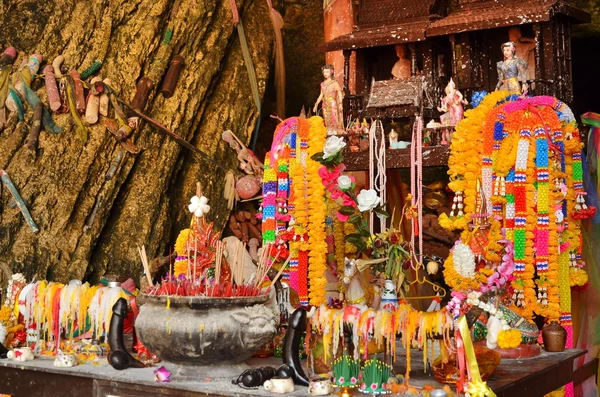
[0,0,274,282]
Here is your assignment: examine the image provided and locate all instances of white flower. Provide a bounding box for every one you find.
[452,243,476,278]
[356,189,380,212]
[323,136,346,159]
[188,195,210,218]
[337,175,353,190]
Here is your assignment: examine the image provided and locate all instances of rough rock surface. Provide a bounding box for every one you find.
[0,0,275,282]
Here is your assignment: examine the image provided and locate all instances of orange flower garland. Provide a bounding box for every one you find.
[307,116,328,306]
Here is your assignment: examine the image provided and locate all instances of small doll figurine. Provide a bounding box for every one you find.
[423,129,432,147]
[313,65,344,135]
[349,135,360,152]
[389,129,399,149]
[438,78,468,127]
[495,41,528,94]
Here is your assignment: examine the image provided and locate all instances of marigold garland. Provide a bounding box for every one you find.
[307,116,328,306]
[442,94,594,331]
[497,329,522,349]
[445,90,512,229]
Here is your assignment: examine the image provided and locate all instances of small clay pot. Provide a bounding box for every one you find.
[542,322,567,352]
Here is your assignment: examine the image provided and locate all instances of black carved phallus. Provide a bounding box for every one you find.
[232,366,277,388]
[0,340,9,359]
[282,308,309,386]
[108,298,145,370]
[276,363,295,379]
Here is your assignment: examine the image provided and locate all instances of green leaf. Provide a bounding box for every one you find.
[373,206,389,218]
[359,227,371,237]
[345,233,362,244]
[339,205,356,216]
[347,214,362,224]
[355,241,367,256]
[311,152,325,163]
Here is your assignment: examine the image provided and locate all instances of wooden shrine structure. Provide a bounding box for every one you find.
[322,0,591,118]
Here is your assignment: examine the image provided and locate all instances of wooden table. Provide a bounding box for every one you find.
[0,349,586,397]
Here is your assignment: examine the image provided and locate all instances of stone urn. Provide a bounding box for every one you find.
[135,294,276,378]
[542,322,567,352]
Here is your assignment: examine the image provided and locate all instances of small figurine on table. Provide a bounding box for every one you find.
[437,78,468,128]
[495,41,528,94]
[313,65,344,135]
[389,128,399,149]
[349,135,360,152]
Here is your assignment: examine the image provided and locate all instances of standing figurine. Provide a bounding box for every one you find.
[313,65,344,135]
[508,27,536,82]
[495,41,528,94]
[437,78,468,127]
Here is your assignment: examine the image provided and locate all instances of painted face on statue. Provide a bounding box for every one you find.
[322,68,332,79]
[503,46,514,60]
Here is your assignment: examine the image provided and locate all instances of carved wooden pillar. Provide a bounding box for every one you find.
[533,23,542,95]
[343,49,351,96]
[409,43,417,76]
[449,34,457,79]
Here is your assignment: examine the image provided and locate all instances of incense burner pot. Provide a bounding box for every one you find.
[136,294,276,372]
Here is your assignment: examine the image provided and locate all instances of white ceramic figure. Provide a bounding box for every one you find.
[308,377,333,396]
[380,279,399,312]
[54,350,78,368]
[263,377,295,394]
[486,315,503,349]
[7,347,34,362]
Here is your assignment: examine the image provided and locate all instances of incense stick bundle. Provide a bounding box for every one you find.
[267,255,291,292]
[215,241,224,285]
[137,245,153,286]
[253,243,273,288]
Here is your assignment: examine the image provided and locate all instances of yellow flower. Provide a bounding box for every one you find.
[0,306,12,325]
[174,229,191,256]
[174,259,189,277]
[497,329,522,349]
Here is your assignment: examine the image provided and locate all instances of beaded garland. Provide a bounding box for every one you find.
[442,94,594,327]
[260,117,328,306]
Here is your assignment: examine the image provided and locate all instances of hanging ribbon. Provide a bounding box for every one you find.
[65,76,88,142]
[227,0,263,151]
[458,316,497,397]
[266,0,285,119]
[8,89,24,122]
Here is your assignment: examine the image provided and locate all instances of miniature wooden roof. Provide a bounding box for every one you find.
[366,77,424,108]
[322,20,431,51]
[322,0,437,51]
[322,0,590,51]
[427,0,591,36]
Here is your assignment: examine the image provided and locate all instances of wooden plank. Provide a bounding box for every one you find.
[573,357,599,386]
[0,366,92,397]
[489,349,586,397]
[344,145,450,171]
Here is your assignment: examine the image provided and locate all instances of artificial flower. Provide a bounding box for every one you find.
[323,135,346,159]
[337,175,353,191]
[497,329,522,349]
[452,243,476,278]
[356,189,380,212]
[174,229,190,256]
[153,365,172,382]
[188,195,210,217]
